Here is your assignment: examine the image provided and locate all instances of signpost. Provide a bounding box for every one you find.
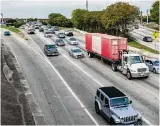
[152,31,159,50]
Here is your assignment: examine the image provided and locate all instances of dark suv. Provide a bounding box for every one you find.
[143,36,153,42]
[95,86,142,125]
[44,44,59,56]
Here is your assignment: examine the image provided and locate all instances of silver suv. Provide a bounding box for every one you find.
[95,86,142,125]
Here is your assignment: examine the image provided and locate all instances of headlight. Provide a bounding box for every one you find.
[130,69,137,72]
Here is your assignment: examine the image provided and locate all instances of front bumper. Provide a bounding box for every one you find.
[47,52,59,56]
[131,71,149,78]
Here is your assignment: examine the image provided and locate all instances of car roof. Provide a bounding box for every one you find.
[99,86,126,98]
[71,47,81,50]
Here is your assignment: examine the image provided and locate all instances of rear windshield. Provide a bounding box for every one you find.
[70,38,76,41]
[47,45,56,49]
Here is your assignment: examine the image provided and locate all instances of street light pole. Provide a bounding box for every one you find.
[1,13,3,24]
[86,0,88,11]
[147,9,148,23]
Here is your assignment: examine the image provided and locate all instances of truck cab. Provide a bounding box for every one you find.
[117,53,149,79]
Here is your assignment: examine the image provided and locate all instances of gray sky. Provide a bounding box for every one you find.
[1,0,155,19]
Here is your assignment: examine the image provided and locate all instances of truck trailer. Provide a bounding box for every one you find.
[85,33,149,79]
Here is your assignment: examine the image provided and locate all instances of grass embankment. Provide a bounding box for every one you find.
[128,41,159,54]
[0,26,20,33]
[143,22,159,31]
[59,27,73,30]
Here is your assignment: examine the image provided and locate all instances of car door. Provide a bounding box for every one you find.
[122,56,128,74]
[101,97,110,120]
[149,60,154,71]
[44,45,47,53]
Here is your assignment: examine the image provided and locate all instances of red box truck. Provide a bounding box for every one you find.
[85,33,149,79]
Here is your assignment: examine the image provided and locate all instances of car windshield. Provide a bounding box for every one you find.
[57,39,63,42]
[70,38,76,41]
[110,97,129,107]
[47,45,56,49]
[45,32,50,34]
[153,60,160,66]
[128,56,144,64]
[146,37,152,40]
[59,33,64,35]
[72,49,81,53]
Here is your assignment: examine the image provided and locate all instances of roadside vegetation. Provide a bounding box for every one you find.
[1,26,20,33]
[143,22,159,31]
[128,40,159,54]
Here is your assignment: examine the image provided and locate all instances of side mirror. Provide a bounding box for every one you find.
[104,104,109,107]
[130,100,132,104]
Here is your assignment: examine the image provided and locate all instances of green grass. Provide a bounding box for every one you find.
[59,27,73,30]
[0,26,20,33]
[143,22,159,31]
[128,41,159,54]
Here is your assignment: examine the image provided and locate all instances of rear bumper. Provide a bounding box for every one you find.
[131,72,149,78]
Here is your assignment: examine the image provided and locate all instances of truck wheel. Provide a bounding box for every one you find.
[126,71,132,80]
[88,52,93,58]
[95,103,100,115]
[136,119,142,125]
[111,63,117,71]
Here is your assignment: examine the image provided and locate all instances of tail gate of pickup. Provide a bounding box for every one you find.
[85,33,149,79]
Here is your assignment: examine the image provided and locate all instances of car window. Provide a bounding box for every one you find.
[96,90,100,97]
[105,98,109,104]
[72,49,81,53]
[47,45,56,49]
[70,38,76,41]
[101,94,104,101]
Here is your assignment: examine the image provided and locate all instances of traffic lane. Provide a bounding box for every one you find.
[34,31,158,124]
[72,34,159,89]
[1,33,96,125]
[27,32,109,125]
[63,34,159,124]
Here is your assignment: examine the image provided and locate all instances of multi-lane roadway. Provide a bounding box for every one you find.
[130,27,160,51]
[1,28,159,125]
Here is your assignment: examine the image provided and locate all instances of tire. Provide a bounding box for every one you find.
[135,119,143,125]
[95,103,100,115]
[88,52,93,58]
[126,71,132,80]
[111,63,117,71]
[110,118,116,125]
[153,68,156,73]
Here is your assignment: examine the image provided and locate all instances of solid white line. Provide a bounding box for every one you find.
[22,32,99,125]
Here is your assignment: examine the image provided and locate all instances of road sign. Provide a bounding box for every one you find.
[152,31,159,42]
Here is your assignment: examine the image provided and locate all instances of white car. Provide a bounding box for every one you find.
[68,37,78,45]
[69,48,84,58]
[44,31,52,37]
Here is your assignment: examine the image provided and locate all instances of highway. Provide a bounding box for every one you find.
[1,29,159,125]
[130,27,160,51]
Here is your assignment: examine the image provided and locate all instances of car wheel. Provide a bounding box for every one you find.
[153,68,156,73]
[95,103,100,115]
[110,118,116,125]
[135,119,143,125]
[126,71,132,80]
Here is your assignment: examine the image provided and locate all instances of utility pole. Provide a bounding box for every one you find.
[147,9,149,23]
[1,13,3,24]
[86,0,88,11]
[140,11,143,25]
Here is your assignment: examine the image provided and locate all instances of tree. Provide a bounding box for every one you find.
[71,9,88,30]
[101,2,138,36]
[27,18,37,22]
[6,19,17,24]
[150,1,159,24]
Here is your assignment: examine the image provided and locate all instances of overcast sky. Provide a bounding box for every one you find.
[1,0,155,19]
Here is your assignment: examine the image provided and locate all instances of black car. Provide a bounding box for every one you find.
[56,39,65,46]
[64,30,73,36]
[44,44,59,56]
[143,36,153,42]
[4,31,11,36]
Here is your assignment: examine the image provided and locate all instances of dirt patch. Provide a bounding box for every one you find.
[1,44,35,125]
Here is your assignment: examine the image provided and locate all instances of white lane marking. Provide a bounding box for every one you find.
[27,31,152,125]
[21,31,99,125]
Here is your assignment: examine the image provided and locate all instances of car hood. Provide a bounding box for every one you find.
[48,48,57,51]
[70,41,78,43]
[130,63,148,69]
[111,105,137,117]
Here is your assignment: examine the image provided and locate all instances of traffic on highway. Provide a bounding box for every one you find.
[1,20,159,125]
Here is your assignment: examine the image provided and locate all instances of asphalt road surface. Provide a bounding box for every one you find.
[130,27,160,51]
[1,29,159,125]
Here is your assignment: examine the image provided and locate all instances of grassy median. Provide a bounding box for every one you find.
[0,26,20,33]
[128,41,159,54]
